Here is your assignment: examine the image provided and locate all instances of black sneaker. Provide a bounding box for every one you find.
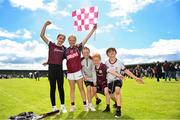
[103,107,110,112]
[113,103,117,108]
[115,110,121,118]
[96,98,102,105]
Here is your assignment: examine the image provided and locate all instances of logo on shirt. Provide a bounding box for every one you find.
[54,48,63,52]
[67,52,79,60]
[99,70,102,74]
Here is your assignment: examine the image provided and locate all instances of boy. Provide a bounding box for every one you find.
[92,53,124,112]
[105,48,144,118]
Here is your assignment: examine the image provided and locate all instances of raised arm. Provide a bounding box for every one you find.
[40,21,51,44]
[81,25,97,46]
[124,69,144,84]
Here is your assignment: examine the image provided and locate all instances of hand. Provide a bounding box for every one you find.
[135,77,144,84]
[117,74,124,80]
[42,62,48,66]
[93,82,97,86]
[45,21,51,26]
[84,76,89,81]
[93,24,97,30]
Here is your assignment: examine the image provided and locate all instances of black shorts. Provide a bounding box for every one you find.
[84,81,95,87]
[108,80,123,94]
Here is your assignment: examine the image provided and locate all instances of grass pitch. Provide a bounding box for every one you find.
[0,77,179,119]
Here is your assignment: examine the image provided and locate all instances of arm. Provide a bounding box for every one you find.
[124,69,144,84]
[81,25,97,46]
[108,69,124,80]
[40,21,51,44]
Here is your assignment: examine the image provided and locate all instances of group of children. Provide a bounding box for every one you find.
[40,21,144,118]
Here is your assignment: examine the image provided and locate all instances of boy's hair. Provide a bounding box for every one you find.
[68,35,77,41]
[92,53,101,60]
[57,33,66,40]
[82,46,90,52]
[106,47,117,55]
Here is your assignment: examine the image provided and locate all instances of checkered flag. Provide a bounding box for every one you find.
[72,6,98,31]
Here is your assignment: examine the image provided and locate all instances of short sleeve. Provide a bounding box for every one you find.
[119,61,126,71]
[77,43,83,52]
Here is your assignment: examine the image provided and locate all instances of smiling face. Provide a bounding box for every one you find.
[107,50,116,58]
[82,47,90,59]
[92,54,101,66]
[68,35,76,47]
[57,34,65,45]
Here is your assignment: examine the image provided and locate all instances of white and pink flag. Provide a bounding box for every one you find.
[72,6,98,31]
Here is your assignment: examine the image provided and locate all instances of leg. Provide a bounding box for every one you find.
[103,87,110,112]
[49,77,56,106]
[86,86,92,103]
[115,87,122,107]
[68,80,76,105]
[76,79,87,103]
[57,70,65,105]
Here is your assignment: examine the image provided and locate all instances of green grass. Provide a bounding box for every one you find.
[0,77,179,119]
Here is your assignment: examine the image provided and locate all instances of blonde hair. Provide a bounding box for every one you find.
[68,35,76,41]
[92,53,101,60]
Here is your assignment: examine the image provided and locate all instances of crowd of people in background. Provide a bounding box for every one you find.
[128,61,180,82]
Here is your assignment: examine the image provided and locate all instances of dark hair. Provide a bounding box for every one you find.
[57,33,66,40]
[106,47,117,55]
[82,46,90,52]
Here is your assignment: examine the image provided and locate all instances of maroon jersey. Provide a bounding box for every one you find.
[95,63,108,88]
[66,43,83,73]
[47,41,66,65]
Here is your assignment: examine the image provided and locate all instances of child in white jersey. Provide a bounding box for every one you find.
[105,48,144,118]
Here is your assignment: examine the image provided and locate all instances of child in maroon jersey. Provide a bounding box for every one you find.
[40,21,67,113]
[92,53,123,112]
[66,25,97,112]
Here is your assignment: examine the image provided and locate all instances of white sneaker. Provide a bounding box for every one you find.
[52,106,57,112]
[84,104,89,112]
[70,105,75,112]
[61,105,67,113]
[88,103,96,111]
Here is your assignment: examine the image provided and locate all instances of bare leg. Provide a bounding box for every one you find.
[76,78,87,102]
[68,80,75,104]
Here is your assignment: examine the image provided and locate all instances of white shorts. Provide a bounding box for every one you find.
[67,70,84,80]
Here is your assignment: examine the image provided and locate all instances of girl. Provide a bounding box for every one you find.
[40,21,67,113]
[66,25,97,112]
[81,47,100,111]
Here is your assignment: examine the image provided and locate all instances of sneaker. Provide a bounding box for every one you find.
[61,105,67,113]
[115,110,121,118]
[103,107,110,112]
[84,105,89,112]
[70,105,75,112]
[52,106,57,112]
[96,98,102,105]
[88,103,96,111]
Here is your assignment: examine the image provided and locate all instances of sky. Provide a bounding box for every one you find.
[0,0,180,70]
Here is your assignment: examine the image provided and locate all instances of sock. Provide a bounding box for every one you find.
[117,106,121,111]
[83,101,87,105]
[71,102,75,106]
[106,104,110,109]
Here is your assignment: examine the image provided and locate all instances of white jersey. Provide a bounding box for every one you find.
[105,59,126,83]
